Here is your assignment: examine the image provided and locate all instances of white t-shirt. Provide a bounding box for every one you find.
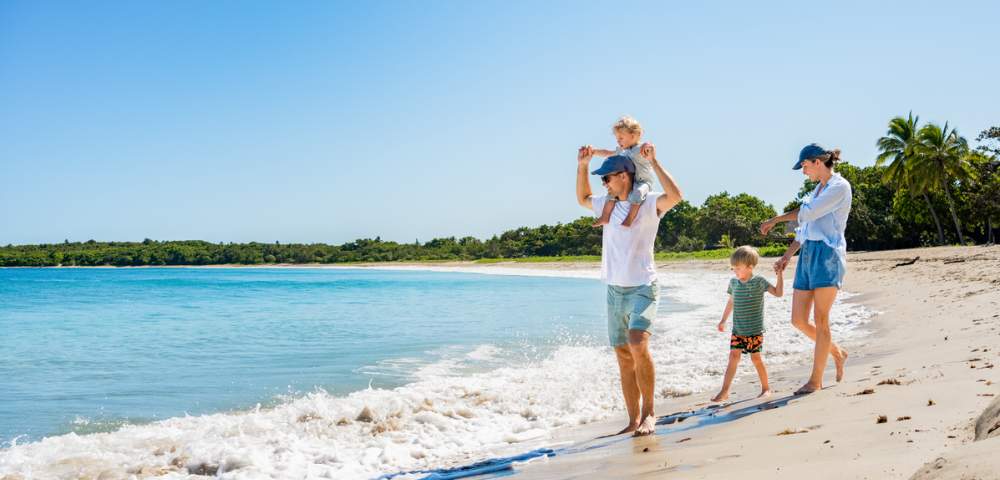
[592,193,665,287]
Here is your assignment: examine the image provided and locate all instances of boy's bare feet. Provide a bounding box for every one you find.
[620,218,633,227]
[711,391,729,402]
[593,217,610,227]
[834,349,848,382]
[758,389,772,398]
[633,414,656,436]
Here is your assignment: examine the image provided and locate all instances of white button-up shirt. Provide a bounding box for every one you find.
[795,173,853,270]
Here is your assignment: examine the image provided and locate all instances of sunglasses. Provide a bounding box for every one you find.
[601,172,621,184]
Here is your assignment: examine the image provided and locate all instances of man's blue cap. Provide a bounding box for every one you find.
[591,155,636,176]
[794,143,827,170]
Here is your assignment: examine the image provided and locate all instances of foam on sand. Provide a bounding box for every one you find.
[0,271,872,479]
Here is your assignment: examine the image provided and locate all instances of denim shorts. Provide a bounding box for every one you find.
[627,180,652,205]
[606,280,659,346]
[793,240,844,290]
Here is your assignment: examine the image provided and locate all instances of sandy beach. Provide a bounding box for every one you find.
[356,245,1000,479]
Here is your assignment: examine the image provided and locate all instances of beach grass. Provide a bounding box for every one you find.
[473,245,788,264]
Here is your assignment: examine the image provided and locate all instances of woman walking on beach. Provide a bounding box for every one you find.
[760,144,852,395]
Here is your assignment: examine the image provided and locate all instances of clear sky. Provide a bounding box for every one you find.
[2,1,997,245]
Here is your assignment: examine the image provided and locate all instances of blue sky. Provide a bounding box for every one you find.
[2,1,997,245]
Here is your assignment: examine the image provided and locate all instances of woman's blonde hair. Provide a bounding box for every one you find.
[612,116,643,136]
[730,245,759,267]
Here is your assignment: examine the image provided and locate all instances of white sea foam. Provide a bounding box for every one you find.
[0,270,872,479]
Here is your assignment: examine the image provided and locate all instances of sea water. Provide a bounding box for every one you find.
[0,267,872,478]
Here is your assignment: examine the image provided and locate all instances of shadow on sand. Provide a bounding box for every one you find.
[378,394,798,480]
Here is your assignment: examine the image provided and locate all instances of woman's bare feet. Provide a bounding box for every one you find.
[834,348,848,382]
[633,415,656,436]
[757,388,772,398]
[711,391,729,402]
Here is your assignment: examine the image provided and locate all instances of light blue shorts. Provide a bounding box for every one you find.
[794,240,844,290]
[627,180,652,205]
[606,280,659,346]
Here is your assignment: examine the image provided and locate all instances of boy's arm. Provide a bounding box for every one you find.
[767,269,784,297]
[717,296,734,332]
[642,144,683,214]
[576,146,594,210]
[592,148,616,158]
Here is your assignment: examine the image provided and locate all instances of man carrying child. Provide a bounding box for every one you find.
[575,135,683,436]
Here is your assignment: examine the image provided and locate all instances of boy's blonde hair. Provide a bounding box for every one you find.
[730,245,759,267]
[612,116,643,137]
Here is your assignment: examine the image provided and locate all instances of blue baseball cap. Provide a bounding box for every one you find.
[591,155,636,176]
[794,143,827,170]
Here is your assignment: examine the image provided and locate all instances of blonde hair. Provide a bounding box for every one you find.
[730,245,759,268]
[612,116,643,137]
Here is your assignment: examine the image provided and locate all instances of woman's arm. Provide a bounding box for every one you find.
[760,208,800,236]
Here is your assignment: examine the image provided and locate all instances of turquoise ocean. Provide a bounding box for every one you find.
[0,267,871,478]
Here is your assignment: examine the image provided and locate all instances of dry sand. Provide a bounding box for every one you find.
[360,245,1000,479]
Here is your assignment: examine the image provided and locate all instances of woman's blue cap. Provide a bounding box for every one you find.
[591,155,636,176]
[794,143,827,170]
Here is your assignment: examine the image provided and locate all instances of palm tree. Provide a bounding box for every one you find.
[875,113,945,244]
[913,122,971,244]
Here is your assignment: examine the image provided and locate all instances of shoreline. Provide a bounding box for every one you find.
[1,245,997,479]
[377,245,1000,479]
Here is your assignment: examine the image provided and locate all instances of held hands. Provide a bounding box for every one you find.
[773,256,790,274]
[640,142,656,161]
[578,145,594,166]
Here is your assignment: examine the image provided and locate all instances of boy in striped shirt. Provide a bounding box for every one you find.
[712,245,783,402]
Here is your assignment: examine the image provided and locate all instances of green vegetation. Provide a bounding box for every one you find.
[2,117,996,267]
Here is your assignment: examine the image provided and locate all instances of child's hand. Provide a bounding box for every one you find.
[577,145,594,165]
[640,143,656,160]
[716,321,726,332]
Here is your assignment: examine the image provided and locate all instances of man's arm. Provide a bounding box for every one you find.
[642,144,682,215]
[576,145,594,210]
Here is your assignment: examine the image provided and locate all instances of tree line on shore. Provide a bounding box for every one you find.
[2,118,997,267]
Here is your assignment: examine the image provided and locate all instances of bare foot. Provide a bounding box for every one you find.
[620,219,633,228]
[795,382,821,395]
[593,217,610,227]
[633,415,656,436]
[758,389,772,398]
[614,423,638,435]
[834,349,848,382]
[711,392,729,402]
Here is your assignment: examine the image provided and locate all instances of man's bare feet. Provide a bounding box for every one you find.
[794,382,821,395]
[633,415,656,436]
[614,422,639,435]
[834,348,848,382]
[711,391,729,402]
[593,217,610,227]
[758,389,772,398]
